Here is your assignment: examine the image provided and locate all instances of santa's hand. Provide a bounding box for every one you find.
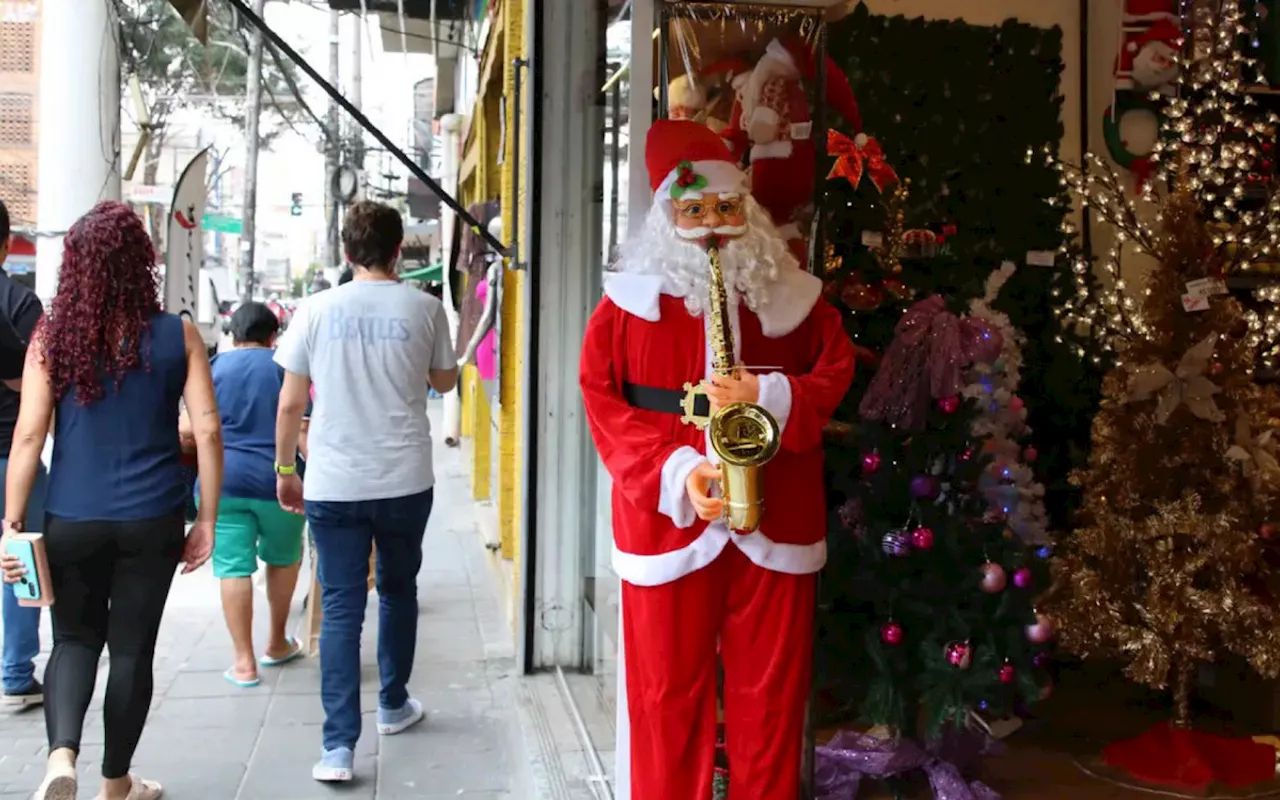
[705,370,760,411]
[686,461,724,522]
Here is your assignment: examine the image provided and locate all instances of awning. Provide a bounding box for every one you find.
[400,264,443,283]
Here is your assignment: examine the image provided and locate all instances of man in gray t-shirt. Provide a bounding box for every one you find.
[273,201,458,783]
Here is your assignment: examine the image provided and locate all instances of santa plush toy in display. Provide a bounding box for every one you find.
[719,37,863,267]
[1115,18,1183,93]
[581,119,855,799]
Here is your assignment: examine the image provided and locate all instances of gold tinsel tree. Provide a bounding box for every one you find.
[1037,0,1280,725]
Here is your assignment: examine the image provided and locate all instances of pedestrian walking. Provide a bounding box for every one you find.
[0,199,47,711]
[1,201,223,800]
[273,200,458,783]
[187,302,305,688]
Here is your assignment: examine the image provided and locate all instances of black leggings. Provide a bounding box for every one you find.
[43,514,184,779]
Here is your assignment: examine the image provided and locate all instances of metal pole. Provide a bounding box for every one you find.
[224,0,508,256]
[511,58,527,266]
[608,69,621,261]
[239,0,266,302]
[324,9,342,278]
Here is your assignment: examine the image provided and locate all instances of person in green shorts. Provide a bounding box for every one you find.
[193,302,308,687]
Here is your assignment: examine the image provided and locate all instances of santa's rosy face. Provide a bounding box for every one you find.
[670,192,748,244]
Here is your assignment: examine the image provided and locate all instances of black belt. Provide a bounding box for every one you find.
[623,382,710,418]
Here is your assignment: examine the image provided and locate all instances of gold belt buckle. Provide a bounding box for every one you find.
[680,381,710,430]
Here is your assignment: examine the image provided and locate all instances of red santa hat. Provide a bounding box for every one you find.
[646,118,747,202]
[1123,0,1178,23]
[702,56,753,92]
[766,37,863,132]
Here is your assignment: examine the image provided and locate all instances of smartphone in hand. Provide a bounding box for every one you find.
[5,534,53,607]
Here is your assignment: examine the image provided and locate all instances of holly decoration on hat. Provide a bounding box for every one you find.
[670,160,708,200]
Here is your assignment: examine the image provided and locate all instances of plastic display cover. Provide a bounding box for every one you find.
[657,2,849,270]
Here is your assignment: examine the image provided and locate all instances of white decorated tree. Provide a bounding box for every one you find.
[962,264,1051,546]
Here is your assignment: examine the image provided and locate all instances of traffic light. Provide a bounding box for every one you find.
[290,193,303,216]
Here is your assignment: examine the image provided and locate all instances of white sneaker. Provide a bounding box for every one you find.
[376,697,425,735]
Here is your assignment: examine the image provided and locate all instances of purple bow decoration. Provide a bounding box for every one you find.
[815,729,1003,800]
[859,296,989,431]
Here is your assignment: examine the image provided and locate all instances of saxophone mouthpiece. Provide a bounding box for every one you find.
[705,236,722,252]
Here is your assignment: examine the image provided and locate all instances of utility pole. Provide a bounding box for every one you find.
[239,0,267,301]
[351,14,364,199]
[34,0,121,301]
[322,9,341,283]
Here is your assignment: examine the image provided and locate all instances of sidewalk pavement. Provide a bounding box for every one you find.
[0,414,525,799]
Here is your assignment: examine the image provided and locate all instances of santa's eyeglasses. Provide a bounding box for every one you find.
[673,197,744,221]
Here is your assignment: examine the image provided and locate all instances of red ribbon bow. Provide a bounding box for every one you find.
[827,130,899,193]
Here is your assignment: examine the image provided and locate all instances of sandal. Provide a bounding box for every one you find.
[34,770,76,800]
[93,775,162,800]
[259,636,303,667]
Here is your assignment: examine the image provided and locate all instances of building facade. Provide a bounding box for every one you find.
[0,0,40,279]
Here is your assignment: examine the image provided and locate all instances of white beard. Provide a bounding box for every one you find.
[612,196,799,318]
[1132,42,1178,88]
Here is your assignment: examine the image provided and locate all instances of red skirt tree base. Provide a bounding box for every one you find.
[1099,722,1278,794]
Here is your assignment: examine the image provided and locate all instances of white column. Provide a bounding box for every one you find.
[34,0,121,301]
[439,112,464,445]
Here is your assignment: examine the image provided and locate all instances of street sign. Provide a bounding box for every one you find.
[202,213,242,235]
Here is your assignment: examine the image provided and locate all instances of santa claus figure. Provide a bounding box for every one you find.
[1116,18,1183,93]
[580,119,855,798]
[721,37,863,267]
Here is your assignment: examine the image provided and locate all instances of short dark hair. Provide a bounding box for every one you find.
[0,199,9,243]
[229,301,279,346]
[342,201,403,269]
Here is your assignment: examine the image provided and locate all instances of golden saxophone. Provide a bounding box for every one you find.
[704,243,780,533]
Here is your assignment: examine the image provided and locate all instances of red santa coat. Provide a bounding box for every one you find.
[580,266,853,586]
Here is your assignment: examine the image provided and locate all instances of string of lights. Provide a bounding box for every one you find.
[1032,0,1280,370]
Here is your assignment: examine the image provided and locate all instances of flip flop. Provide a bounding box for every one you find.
[259,636,303,667]
[223,668,261,688]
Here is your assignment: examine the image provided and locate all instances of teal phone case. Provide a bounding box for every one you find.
[5,539,40,602]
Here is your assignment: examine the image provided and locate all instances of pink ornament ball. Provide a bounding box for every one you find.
[937,395,960,414]
[944,641,972,670]
[862,451,882,474]
[1023,446,1038,463]
[911,526,935,550]
[1009,396,1025,413]
[979,562,1007,593]
[998,663,1017,684]
[1025,614,1055,644]
[880,621,904,646]
[1012,567,1034,589]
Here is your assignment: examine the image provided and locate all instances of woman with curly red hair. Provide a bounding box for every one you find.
[0,201,223,800]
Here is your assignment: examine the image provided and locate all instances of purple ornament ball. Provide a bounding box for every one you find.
[881,530,911,557]
[968,318,1005,364]
[910,475,940,500]
[979,562,1007,593]
[1012,567,1034,589]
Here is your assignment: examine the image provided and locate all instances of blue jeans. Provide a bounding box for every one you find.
[307,488,433,751]
[2,459,48,694]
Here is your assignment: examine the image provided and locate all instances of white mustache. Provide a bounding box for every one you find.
[674,224,748,241]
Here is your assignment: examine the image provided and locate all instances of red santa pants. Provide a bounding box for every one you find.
[621,544,816,800]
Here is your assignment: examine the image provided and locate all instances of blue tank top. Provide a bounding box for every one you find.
[46,313,188,521]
